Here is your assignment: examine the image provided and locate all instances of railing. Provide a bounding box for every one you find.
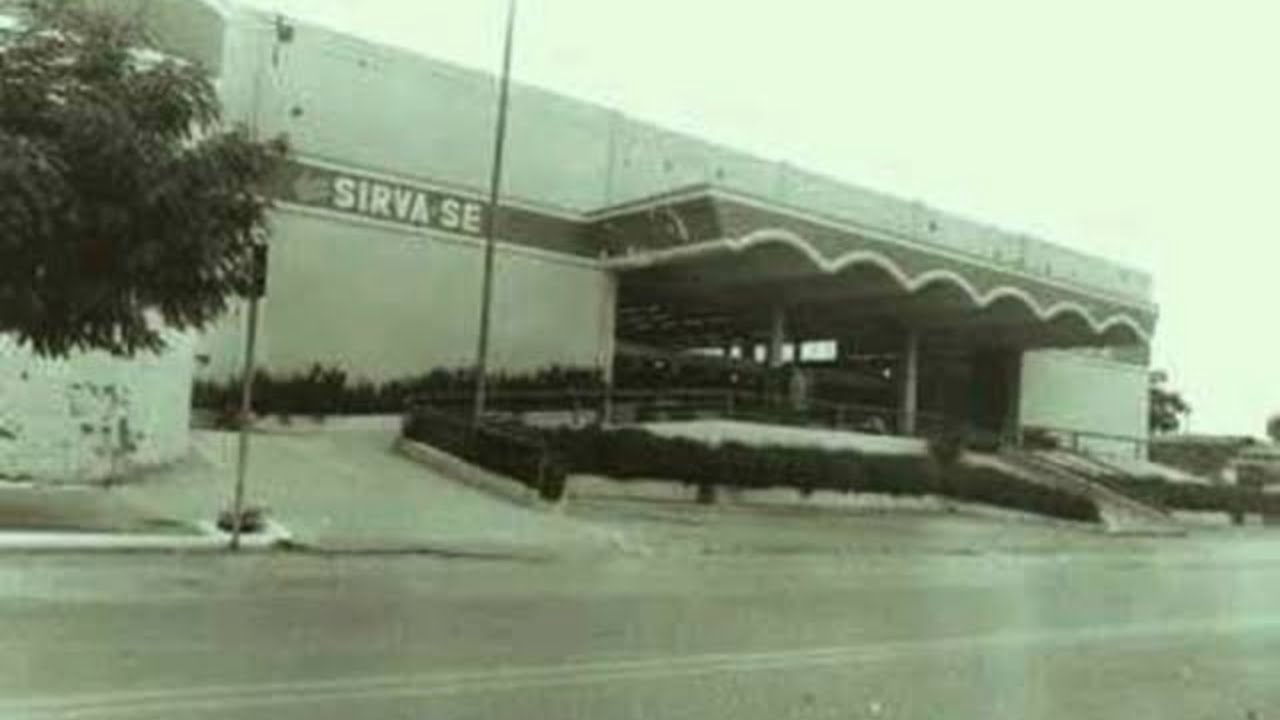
[1017,424,1150,461]
[407,386,1013,450]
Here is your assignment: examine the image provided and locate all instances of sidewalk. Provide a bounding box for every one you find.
[0,526,286,552]
[0,483,287,552]
[113,428,627,559]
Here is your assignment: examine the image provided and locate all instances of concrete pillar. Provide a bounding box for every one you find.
[900,329,920,435]
[1004,349,1023,443]
[597,273,619,384]
[767,304,787,369]
[598,273,618,424]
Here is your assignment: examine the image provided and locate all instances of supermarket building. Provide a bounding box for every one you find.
[141,0,1156,455]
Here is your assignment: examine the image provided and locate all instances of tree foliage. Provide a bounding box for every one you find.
[1266,414,1280,444]
[1149,370,1190,435]
[0,0,285,356]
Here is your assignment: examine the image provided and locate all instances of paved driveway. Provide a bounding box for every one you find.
[117,429,621,557]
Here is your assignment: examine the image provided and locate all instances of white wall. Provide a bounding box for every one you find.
[1020,349,1149,458]
[0,332,196,483]
[165,1,1151,383]
[177,7,617,383]
[195,209,614,382]
[214,2,1150,303]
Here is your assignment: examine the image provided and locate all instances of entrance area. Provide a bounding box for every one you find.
[606,238,1146,444]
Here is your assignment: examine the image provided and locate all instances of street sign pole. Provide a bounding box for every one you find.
[230,243,267,551]
[472,0,518,428]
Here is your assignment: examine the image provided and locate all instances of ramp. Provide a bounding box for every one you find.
[119,428,620,556]
[995,451,1183,536]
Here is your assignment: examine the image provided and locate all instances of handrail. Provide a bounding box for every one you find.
[407,385,1007,448]
[408,387,732,403]
[409,385,1073,459]
[1020,423,1149,459]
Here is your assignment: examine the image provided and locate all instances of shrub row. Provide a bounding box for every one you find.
[1093,475,1280,516]
[194,364,604,418]
[402,407,567,501]
[542,426,1099,522]
[401,411,1100,522]
[1149,438,1257,480]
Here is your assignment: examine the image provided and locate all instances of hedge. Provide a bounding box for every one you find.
[402,407,567,501]
[1092,475,1280,516]
[544,426,1099,522]
[194,364,604,418]
[401,410,1102,522]
[1149,438,1256,479]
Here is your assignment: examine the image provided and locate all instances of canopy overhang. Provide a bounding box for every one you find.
[592,187,1157,354]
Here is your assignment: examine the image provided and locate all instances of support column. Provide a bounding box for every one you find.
[598,272,618,424]
[1004,349,1024,444]
[765,305,788,407]
[899,328,920,436]
[767,304,787,369]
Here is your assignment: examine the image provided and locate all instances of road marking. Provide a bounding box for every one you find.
[8,615,1280,718]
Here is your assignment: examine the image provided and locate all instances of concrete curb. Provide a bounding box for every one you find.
[253,415,404,435]
[394,437,552,510]
[566,475,1105,532]
[282,539,559,562]
[0,520,293,553]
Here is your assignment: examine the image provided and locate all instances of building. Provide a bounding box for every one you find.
[0,6,196,483]
[1150,434,1258,481]
[128,0,1155,456]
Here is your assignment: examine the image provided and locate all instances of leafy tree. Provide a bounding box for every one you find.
[1149,370,1190,435]
[0,0,285,357]
[1266,414,1280,444]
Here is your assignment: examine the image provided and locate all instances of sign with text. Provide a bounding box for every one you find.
[272,160,489,238]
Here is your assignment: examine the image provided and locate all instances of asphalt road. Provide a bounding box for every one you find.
[2,536,1279,720]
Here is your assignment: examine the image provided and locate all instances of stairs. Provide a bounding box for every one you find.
[996,450,1184,536]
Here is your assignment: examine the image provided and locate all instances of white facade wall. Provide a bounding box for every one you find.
[211,2,1151,303]
[195,211,614,382]
[0,0,218,483]
[181,6,617,382]
[0,333,196,483]
[1019,350,1150,458]
[157,1,1153,394]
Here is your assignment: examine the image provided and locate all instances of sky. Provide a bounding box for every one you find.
[241,0,1280,437]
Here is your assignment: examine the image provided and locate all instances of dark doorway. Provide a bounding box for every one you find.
[969,348,1020,436]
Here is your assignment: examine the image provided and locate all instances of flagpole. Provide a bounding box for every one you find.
[472,0,518,427]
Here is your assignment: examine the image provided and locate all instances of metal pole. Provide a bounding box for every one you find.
[472,0,519,427]
[228,15,280,551]
[229,292,262,551]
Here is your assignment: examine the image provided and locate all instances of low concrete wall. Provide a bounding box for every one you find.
[252,414,404,435]
[567,474,1092,528]
[396,438,1093,528]
[566,475,702,504]
[1170,510,1234,528]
